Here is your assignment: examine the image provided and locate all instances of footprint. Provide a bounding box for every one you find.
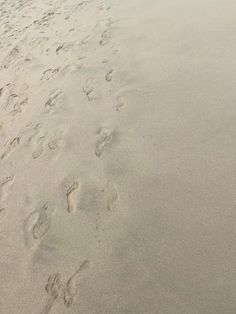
[0,175,14,201]
[0,136,20,160]
[32,136,45,159]
[41,272,62,314]
[45,89,62,113]
[66,180,80,213]
[95,127,113,157]
[0,208,7,222]
[64,260,90,307]
[48,137,64,150]
[106,183,119,211]
[105,69,113,82]
[80,35,90,45]
[45,273,62,300]
[99,29,109,46]
[83,83,94,102]
[41,68,59,81]
[116,96,125,111]
[33,204,53,240]
[24,203,53,247]
[6,93,28,116]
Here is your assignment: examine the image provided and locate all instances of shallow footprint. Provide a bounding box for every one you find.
[0,208,7,223]
[41,68,59,81]
[45,273,62,300]
[95,127,113,157]
[45,89,62,113]
[0,136,20,160]
[42,272,61,314]
[24,203,53,247]
[106,182,119,211]
[64,260,90,307]
[0,175,14,202]
[66,180,80,213]
[32,136,45,159]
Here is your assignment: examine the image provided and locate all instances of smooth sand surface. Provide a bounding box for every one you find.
[1,0,236,313]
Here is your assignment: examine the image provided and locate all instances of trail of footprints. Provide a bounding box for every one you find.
[0,1,125,310]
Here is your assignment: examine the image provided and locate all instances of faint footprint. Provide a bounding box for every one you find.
[116,95,125,111]
[42,272,62,314]
[83,82,94,102]
[6,93,28,116]
[24,203,53,248]
[41,68,59,81]
[45,273,62,300]
[0,175,14,202]
[66,180,80,213]
[0,208,6,221]
[99,29,110,46]
[64,260,90,307]
[32,136,45,159]
[0,136,20,160]
[48,137,64,151]
[106,182,119,211]
[95,127,113,157]
[45,89,62,113]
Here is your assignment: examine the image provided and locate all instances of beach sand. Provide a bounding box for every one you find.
[0,0,236,313]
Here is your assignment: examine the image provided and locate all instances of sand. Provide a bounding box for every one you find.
[0,0,236,313]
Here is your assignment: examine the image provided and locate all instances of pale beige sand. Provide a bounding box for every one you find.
[0,0,236,313]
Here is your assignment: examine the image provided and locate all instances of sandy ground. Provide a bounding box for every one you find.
[0,0,236,313]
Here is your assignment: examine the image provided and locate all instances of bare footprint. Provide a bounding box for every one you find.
[48,137,64,150]
[45,273,62,300]
[0,136,20,160]
[33,204,53,240]
[99,29,110,46]
[64,260,90,307]
[32,136,45,159]
[95,127,113,157]
[41,68,59,81]
[0,175,14,202]
[0,208,7,223]
[83,83,94,102]
[106,183,119,211]
[66,180,80,213]
[116,96,125,111]
[41,272,61,314]
[45,89,62,113]
[24,203,53,247]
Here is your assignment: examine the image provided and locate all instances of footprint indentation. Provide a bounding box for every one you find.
[95,127,113,157]
[33,204,52,239]
[45,273,62,300]
[32,136,45,159]
[66,180,80,213]
[0,137,20,160]
[24,203,53,248]
[41,68,59,81]
[0,208,7,223]
[83,84,94,102]
[106,183,119,211]
[45,89,62,113]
